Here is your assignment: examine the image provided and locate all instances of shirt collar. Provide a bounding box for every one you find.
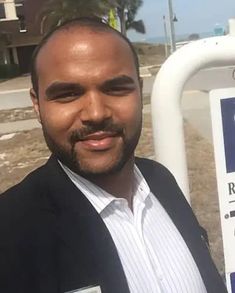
[59,161,151,214]
[133,164,150,203]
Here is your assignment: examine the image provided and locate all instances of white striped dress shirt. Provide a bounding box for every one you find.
[60,163,207,293]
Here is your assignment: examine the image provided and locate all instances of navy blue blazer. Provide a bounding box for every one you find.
[0,156,227,293]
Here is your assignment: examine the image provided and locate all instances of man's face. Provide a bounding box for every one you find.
[31,28,142,177]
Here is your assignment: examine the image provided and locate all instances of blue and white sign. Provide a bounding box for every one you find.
[210,88,235,293]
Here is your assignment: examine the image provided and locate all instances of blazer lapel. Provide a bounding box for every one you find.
[136,157,227,293]
[44,156,130,293]
[135,158,201,237]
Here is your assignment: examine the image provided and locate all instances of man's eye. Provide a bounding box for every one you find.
[106,86,134,96]
[52,92,81,102]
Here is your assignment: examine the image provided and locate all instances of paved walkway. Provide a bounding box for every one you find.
[0,89,30,110]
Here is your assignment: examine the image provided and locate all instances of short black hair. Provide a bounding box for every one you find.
[30,17,140,96]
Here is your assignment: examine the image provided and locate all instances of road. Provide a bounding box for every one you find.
[143,66,235,94]
[1,66,235,138]
[1,66,235,109]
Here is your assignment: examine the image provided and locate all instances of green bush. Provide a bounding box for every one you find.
[0,64,20,79]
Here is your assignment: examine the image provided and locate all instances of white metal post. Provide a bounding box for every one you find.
[151,19,235,202]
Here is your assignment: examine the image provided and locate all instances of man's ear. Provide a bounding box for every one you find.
[139,77,143,108]
[139,77,143,91]
[30,88,41,124]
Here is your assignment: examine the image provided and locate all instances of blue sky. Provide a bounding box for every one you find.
[128,0,235,41]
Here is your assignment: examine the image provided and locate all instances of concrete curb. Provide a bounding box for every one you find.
[0,88,29,95]
[0,119,41,135]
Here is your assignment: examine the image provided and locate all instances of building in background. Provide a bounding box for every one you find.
[0,0,47,75]
[214,23,225,36]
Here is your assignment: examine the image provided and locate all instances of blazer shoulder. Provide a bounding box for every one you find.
[1,162,47,197]
[0,162,50,221]
[135,157,196,218]
[135,157,177,182]
[135,157,209,237]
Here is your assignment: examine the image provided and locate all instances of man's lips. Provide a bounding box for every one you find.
[80,131,117,141]
[78,131,120,150]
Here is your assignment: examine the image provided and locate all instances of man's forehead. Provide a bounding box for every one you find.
[35,28,137,83]
[37,27,131,60]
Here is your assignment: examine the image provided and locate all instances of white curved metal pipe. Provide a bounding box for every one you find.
[151,29,235,202]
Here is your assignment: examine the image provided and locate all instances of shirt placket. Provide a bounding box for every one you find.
[129,196,164,293]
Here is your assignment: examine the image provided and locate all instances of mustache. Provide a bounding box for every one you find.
[69,120,124,144]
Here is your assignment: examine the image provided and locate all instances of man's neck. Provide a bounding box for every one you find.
[87,158,135,209]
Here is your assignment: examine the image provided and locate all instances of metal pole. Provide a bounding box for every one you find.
[163,16,169,57]
[167,0,176,53]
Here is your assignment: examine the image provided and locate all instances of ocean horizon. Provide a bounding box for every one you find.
[133,32,215,44]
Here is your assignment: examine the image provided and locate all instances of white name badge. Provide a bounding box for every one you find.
[65,285,102,293]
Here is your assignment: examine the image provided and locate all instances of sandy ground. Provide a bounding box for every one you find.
[0,108,224,278]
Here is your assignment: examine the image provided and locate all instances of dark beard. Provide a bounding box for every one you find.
[41,118,142,178]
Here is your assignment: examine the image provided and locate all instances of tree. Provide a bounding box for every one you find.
[115,0,145,36]
[39,0,145,37]
[39,0,114,34]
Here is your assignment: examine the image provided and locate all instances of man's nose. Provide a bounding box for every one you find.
[79,92,112,123]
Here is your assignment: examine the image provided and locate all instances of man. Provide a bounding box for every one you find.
[0,18,227,293]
